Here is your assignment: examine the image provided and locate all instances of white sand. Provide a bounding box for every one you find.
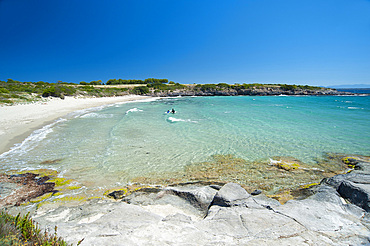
[0,95,153,154]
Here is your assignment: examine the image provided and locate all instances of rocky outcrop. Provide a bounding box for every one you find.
[210,182,250,207]
[4,158,370,245]
[322,158,370,212]
[122,183,219,217]
[17,176,369,246]
[0,173,55,207]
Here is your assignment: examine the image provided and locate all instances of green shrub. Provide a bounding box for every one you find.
[132,86,149,95]
[42,86,57,97]
[0,88,9,93]
[280,84,298,91]
[217,83,230,88]
[0,211,71,246]
[0,99,13,104]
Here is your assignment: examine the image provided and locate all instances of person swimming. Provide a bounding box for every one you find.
[171,108,175,114]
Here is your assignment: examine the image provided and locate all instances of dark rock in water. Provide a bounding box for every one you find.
[343,157,370,172]
[338,181,370,212]
[0,173,55,207]
[251,189,262,195]
[343,157,359,165]
[210,182,250,207]
[108,190,126,200]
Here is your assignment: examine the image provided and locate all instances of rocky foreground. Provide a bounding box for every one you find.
[2,157,368,245]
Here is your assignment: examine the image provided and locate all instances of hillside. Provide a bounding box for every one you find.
[0,79,353,105]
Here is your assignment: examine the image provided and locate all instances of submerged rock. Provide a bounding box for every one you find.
[251,189,262,195]
[0,173,55,207]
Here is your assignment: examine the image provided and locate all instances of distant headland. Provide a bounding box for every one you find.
[0,78,359,105]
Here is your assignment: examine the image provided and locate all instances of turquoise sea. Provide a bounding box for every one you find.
[1,96,369,192]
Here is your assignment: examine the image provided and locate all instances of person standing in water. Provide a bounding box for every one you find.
[171,108,175,114]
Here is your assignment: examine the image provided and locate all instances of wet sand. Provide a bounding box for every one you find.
[0,95,153,155]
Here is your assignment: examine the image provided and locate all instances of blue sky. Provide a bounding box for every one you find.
[0,0,369,86]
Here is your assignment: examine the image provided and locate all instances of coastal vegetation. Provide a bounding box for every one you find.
[0,78,345,105]
[0,211,70,246]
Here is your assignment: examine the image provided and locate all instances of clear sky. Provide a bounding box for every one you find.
[0,0,369,86]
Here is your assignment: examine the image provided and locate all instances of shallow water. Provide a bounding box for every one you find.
[0,96,369,193]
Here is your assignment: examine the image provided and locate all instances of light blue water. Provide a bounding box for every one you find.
[1,96,369,189]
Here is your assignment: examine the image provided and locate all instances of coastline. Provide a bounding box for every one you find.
[0,95,154,155]
[0,95,369,245]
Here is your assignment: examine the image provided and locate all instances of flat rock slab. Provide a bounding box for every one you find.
[11,181,366,246]
[23,195,369,246]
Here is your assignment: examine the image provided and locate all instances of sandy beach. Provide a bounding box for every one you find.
[0,95,153,155]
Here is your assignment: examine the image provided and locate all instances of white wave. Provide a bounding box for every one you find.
[0,118,66,158]
[125,108,143,114]
[115,97,159,105]
[167,117,198,123]
[348,107,362,110]
[72,97,159,117]
[80,113,114,118]
[71,105,108,118]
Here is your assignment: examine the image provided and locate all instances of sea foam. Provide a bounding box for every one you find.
[0,118,66,158]
[125,108,143,114]
[167,117,198,123]
[80,113,114,118]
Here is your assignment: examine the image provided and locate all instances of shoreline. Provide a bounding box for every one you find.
[0,95,369,245]
[0,95,154,155]
[3,156,370,245]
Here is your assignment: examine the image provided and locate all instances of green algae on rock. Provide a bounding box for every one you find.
[127,153,360,204]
